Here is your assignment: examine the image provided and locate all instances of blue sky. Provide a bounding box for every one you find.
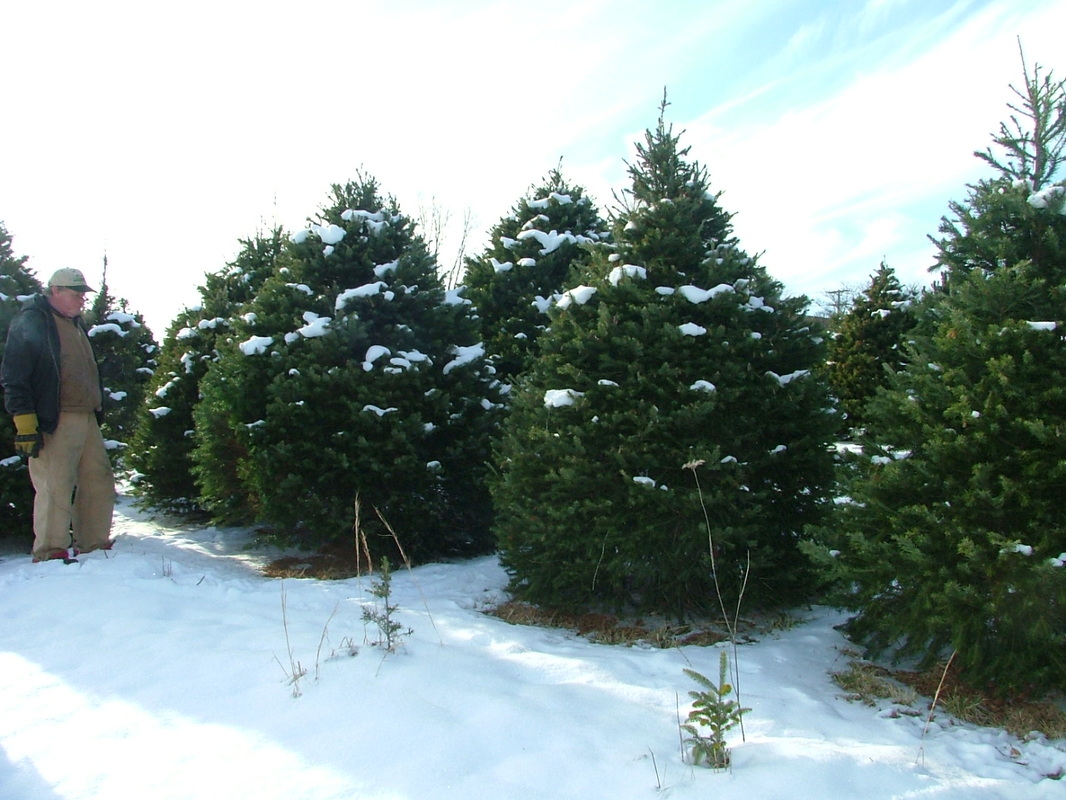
[2,0,1064,333]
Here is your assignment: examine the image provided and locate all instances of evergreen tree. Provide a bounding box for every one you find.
[86,259,158,461]
[194,177,503,562]
[464,167,609,384]
[0,223,35,296]
[493,101,837,616]
[935,49,1065,288]
[129,228,284,516]
[825,262,918,433]
[806,58,1066,694]
[0,221,38,536]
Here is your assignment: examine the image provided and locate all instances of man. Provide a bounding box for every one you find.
[1,267,115,562]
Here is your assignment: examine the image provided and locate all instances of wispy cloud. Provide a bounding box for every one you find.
[1,0,1063,330]
[680,0,1066,301]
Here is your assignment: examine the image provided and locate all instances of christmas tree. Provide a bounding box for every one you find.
[493,100,837,615]
[194,177,503,562]
[86,257,158,463]
[463,167,609,385]
[130,228,284,516]
[806,55,1066,694]
[0,221,38,537]
[824,261,917,433]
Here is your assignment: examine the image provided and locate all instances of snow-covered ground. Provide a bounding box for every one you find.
[0,494,1062,800]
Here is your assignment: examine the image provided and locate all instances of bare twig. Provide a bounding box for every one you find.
[353,494,373,577]
[648,747,663,791]
[277,582,307,697]
[314,602,341,681]
[917,650,958,766]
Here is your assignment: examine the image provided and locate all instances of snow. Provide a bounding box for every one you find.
[490,257,514,273]
[609,264,647,285]
[106,311,139,327]
[155,378,179,398]
[239,335,274,356]
[442,343,485,375]
[362,344,391,372]
[677,283,734,303]
[373,260,399,279]
[1003,543,1035,557]
[336,282,390,311]
[527,192,573,208]
[516,228,579,255]
[766,369,810,386]
[544,388,584,408]
[442,287,471,306]
[1,494,1062,799]
[87,323,128,338]
[531,294,555,314]
[1027,184,1065,211]
[340,208,394,236]
[361,404,397,417]
[556,285,597,309]
[292,312,331,340]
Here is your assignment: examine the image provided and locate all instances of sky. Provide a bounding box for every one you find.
[0,492,1063,799]
[2,0,1065,335]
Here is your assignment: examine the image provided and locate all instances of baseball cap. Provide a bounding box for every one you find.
[47,268,96,293]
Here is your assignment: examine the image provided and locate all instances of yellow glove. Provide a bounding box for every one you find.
[13,413,43,458]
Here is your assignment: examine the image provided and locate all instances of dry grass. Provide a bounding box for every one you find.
[832,660,920,707]
[833,655,1066,742]
[263,548,367,580]
[486,600,732,648]
[892,662,1066,741]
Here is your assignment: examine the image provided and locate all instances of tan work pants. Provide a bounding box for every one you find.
[28,412,115,559]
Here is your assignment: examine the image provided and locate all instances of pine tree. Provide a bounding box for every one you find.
[0,223,35,297]
[806,56,1066,694]
[194,177,503,562]
[0,221,39,537]
[493,100,837,615]
[86,259,159,462]
[129,228,284,516]
[463,167,609,384]
[936,47,1065,288]
[825,261,918,433]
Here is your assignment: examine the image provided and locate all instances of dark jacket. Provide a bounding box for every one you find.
[1,293,105,434]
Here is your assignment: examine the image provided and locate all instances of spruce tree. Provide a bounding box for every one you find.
[194,177,503,562]
[806,57,1066,694]
[493,102,837,615]
[825,262,917,433]
[129,308,212,514]
[129,228,284,516]
[0,221,38,536]
[464,167,609,384]
[86,262,158,461]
